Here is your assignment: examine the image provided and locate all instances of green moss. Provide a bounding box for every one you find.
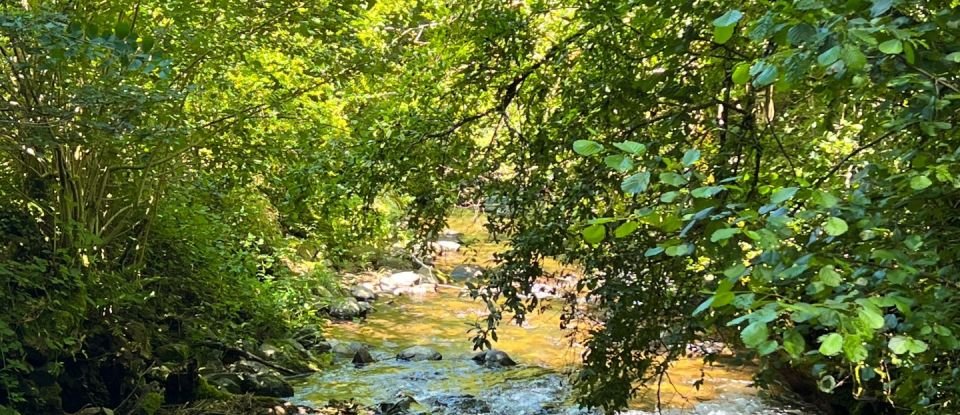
[197,378,232,401]
[139,391,162,415]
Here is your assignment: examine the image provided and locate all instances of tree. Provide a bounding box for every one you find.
[364,0,960,412]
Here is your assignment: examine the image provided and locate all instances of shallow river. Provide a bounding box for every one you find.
[291,288,798,414]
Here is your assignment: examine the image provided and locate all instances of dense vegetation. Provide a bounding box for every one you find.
[1,0,959,414]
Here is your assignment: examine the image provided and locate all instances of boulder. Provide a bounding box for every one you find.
[257,339,313,374]
[357,301,373,315]
[352,349,376,365]
[240,372,293,398]
[450,265,483,282]
[472,349,516,367]
[433,240,461,253]
[380,271,421,291]
[204,372,243,394]
[397,346,442,361]
[228,359,277,376]
[351,285,378,302]
[376,393,417,414]
[427,394,491,414]
[328,297,364,320]
[311,341,333,353]
[330,341,370,357]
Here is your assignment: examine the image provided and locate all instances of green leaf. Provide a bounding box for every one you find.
[842,45,868,71]
[904,235,924,251]
[770,187,799,204]
[903,42,915,64]
[645,246,664,257]
[888,336,909,354]
[910,175,932,190]
[732,63,751,85]
[614,221,639,238]
[870,0,893,16]
[817,46,842,67]
[723,264,747,280]
[691,186,723,198]
[879,39,903,55]
[582,224,605,244]
[947,52,960,63]
[753,64,779,87]
[613,141,646,154]
[693,297,714,316]
[713,10,744,27]
[858,304,885,330]
[796,0,823,9]
[823,217,849,236]
[573,140,603,156]
[604,155,634,172]
[660,191,680,203]
[711,228,740,242]
[665,244,690,257]
[813,190,840,208]
[757,340,779,356]
[908,339,928,354]
[888,336,927,355]
[659,172,687,187]
[818,333,843,356]
[787,24,817,46]
[712,291,735,308]
[741,321,769,348]
[714,25,736,44]
[682,149,701,166]
[621,172,651,194]
[819,265,842,287]
[783,329,806,358]
[843,336,869,362]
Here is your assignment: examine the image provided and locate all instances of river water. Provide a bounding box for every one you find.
[290,288,800,414]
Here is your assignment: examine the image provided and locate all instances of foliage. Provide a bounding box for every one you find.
[2,0,959,414]
[0,0,389,412]
[348,0,960,413]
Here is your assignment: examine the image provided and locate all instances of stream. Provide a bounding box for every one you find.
[289,288,801,414]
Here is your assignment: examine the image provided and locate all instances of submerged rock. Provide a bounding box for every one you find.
[472,349,516,367]
[427,394,491,414]
[352,348,376,365]
[377,393,417,414]
[330,341,370,357]
[397,345,442,361]
[450,265,483,282]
